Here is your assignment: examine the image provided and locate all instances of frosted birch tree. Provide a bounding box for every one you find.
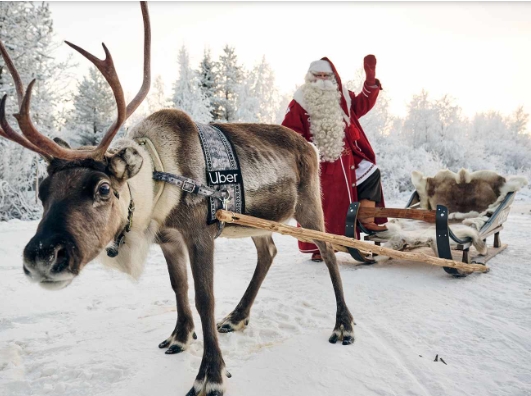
[0,2,69,220]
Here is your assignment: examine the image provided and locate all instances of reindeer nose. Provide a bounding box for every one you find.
[23,237,71,276]
[50,245,69,273]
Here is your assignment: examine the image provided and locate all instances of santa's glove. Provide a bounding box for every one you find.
[363,54,377,86]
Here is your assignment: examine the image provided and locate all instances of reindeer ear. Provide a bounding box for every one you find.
[53,137,71,149]
[107,146,143,181]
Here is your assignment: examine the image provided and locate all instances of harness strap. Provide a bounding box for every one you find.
[153,171,230,202]
[106,183,135,258]
[135,137,165,206]
[153,171,230,238]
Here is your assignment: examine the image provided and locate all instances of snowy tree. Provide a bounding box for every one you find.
[63,67,116,146]
[0,2,69,220]
[232,56,281,123]
[198,49,219,121]
[247,56,279,123]
[171,45,211,123]
[216,45,243,122]
[275,91,294,124]
[234,71,260,123]
[344,68,392,137]
[471,109,531,173]
[147,74,170,114]
[402,90,438,148]
[508,106,529,136]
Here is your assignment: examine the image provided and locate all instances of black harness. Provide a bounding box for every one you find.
[107,123,245,257]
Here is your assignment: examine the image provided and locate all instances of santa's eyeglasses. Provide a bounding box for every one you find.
[312,72,332,79]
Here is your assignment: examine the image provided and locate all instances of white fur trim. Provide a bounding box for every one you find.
[356,160,377,184]
[308,60,333,73]
[342,84,352,125]
[384,219,488,256]
[340,156,353,203]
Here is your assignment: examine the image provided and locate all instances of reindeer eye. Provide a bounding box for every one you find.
[98,183,111,196]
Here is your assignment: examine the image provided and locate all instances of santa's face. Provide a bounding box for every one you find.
[312,72,332,80]
[305,72,337,89]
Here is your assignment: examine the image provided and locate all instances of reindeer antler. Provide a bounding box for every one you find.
[0,1,151,161]
[0,41,54,159]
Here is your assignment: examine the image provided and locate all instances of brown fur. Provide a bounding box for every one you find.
[22,109,354,395]
[413,169,506,214]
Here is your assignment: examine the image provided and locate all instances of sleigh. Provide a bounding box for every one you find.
[349,194,511,276]
[217,169,527,277]
[346,169,527,276]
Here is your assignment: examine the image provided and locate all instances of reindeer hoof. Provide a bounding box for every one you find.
[158,340,171,348]
[185,387,224,396]
[342,335,354,345]
[159,330,195,353]
[217,315,249,333]
[329,321,355,345]
[218,324,235,333]
[166,345,184,354]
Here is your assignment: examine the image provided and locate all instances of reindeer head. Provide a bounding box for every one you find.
[0,2,151,290]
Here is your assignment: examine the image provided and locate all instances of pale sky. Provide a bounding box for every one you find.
[48,1,531,119]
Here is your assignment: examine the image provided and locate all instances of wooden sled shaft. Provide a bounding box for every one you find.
[216,210,488,273]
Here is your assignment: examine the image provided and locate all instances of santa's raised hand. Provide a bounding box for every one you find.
[363,55,377,86]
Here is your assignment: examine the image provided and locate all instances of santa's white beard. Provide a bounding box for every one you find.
[302,77,345,162]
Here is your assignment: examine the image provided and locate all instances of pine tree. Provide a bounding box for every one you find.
[64,67,116,146]
[216,45,243,122]
[198,49,219,121]
[171,45,211,123]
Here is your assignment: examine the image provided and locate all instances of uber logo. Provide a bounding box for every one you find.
[208,170,240,185]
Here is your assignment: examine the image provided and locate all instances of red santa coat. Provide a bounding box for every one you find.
[282,82,386,253]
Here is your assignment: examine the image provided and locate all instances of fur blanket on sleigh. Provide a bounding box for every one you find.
[380,169,528,255]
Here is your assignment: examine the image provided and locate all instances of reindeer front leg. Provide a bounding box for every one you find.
[158,229,196,354]
[217,235,277,333]
[185,233,227,396]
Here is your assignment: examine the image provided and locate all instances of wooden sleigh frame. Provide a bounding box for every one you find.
[215,191,515,277]
[349,191,515,276]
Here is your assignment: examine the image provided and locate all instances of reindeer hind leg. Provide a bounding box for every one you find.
[294,182,355,345]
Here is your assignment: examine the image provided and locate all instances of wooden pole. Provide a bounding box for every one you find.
[216,210,488,274]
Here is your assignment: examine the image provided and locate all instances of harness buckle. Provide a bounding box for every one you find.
[182,181,195,193]
[220,190,231,210]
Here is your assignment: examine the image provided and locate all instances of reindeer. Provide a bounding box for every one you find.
[0,3,355,395]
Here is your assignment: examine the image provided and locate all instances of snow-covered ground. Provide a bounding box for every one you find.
[1,203,530,396]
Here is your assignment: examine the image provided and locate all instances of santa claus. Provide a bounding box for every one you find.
[282,56,387,261]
